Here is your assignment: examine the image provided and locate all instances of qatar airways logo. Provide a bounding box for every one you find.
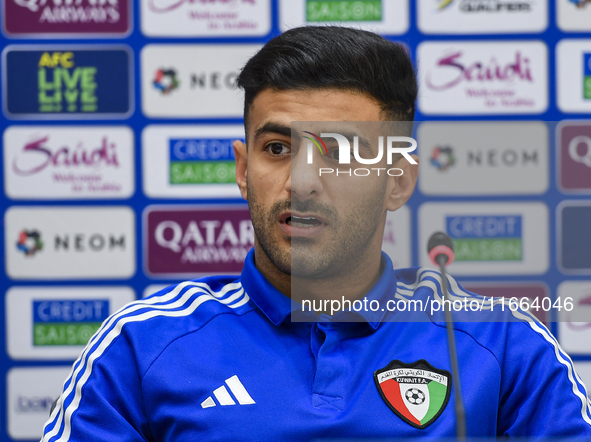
[148,0,254,13]
[426,51,533,91]
[12,136,119,176]
[304,132,417,177]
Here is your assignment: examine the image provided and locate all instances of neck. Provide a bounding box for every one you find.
[253,241,384,310]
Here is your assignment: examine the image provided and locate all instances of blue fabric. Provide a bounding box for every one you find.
[42,249,591,441]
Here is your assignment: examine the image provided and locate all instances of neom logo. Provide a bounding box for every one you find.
[304,132,417,177]
[16,230,43,256]
[190,71,237,89]
[53,233,126,251]
[12,135,119,176]
[153,68,179,95]
[431,146,539,171]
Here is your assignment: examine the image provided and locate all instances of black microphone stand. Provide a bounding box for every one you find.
[436,254,467,441]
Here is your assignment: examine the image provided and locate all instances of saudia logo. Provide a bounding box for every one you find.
[12,136,119,176]
[148,0,254,13]
[304,132,417,177]
[169,138,238,184]
[436,0,532,12]
[306,0,382,22]
[446,215,522,261]
[426,51,533,91]
[13,0,121,23]
[33,299,109,346]
[37,51,97,113]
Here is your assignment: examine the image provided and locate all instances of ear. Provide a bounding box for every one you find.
[233,139,248,201]
[385,154,419,211]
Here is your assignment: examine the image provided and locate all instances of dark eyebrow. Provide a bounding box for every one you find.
[254,122,298,141]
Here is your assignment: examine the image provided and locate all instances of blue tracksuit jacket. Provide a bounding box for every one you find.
[42,251,591,441]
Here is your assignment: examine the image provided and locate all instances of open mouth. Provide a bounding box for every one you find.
[286,215,322,228]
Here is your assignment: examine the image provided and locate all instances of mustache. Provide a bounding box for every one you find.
[270,199,338,222]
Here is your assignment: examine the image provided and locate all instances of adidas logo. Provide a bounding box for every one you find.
[201,375,256,408]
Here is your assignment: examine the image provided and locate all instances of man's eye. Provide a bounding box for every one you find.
[266,142,290,155]
[327,149,351,162]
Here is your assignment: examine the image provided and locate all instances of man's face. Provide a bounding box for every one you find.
[234,88,417,280]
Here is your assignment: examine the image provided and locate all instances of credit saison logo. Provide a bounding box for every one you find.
[306,0,382,21]
[169,138,239,184]
[436,0,532,12]
[32,299,109,346]
[16,230,43,256]
[584,53,591,99]
[304,131,417,177]
[446,215,522,261]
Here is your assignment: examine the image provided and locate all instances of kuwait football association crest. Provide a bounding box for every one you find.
[374,359,451,429]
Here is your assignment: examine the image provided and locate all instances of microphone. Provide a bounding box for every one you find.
[427,232,466,441]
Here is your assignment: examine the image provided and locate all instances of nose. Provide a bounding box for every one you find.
[286,140,325,198]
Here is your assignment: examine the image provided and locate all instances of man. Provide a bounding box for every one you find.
[42,26,591,441]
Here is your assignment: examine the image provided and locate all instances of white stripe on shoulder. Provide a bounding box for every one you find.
[42,281,248,442]
[401,268,591,427]
[527,321,591,426]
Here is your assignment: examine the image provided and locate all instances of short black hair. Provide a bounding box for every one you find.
[236,26,417,131]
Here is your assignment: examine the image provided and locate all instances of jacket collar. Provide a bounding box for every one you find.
[240,249,399,331]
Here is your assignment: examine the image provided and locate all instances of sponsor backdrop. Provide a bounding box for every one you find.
[0,0,590,439]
